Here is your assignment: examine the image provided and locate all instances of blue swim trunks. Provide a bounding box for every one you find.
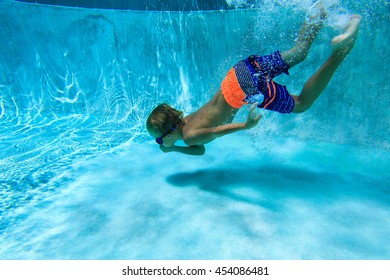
[221,51,295,114]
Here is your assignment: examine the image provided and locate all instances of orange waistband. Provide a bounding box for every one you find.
[221,68,247,109]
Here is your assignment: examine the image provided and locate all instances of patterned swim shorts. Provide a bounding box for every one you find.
[221,51,295,114]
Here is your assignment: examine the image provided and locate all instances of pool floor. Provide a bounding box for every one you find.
[1,133,389,259]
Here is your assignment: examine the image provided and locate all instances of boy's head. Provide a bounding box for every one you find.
[146,103,184,145]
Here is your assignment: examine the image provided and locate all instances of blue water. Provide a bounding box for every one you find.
[0,0,389,259]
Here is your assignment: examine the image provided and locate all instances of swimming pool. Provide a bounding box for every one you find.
[0,0,389,259]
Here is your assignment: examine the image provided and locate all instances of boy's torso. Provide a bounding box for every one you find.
[182,90,237,135]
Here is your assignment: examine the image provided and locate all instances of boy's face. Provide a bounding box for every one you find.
[159,134,175,147]
[150,127,177,147]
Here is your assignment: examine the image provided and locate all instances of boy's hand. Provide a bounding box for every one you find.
[159,145,173,153]
[245,103,262,129]
[159,144,205,156]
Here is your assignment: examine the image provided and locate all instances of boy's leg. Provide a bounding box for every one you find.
[281,1,327,68]
[292,15,362,113]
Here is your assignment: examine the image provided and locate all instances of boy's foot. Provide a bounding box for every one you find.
[315,0,327,21]
[304,0,327,39]
[307,0,327,24]
[331,14,362,57]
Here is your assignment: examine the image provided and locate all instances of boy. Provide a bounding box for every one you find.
[146,5,361,156]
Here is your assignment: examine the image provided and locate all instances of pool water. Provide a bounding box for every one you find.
[0,0,389,259]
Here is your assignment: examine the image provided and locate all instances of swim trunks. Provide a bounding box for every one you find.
[221,51,295,114]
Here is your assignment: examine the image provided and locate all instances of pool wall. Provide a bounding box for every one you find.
[14,0,233,10]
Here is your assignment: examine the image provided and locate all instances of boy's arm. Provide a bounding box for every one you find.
[184,123,247,145]
[160,144,205,156]
[184,104,262,146]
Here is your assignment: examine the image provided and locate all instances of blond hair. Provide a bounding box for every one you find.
[146,103,184,136]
